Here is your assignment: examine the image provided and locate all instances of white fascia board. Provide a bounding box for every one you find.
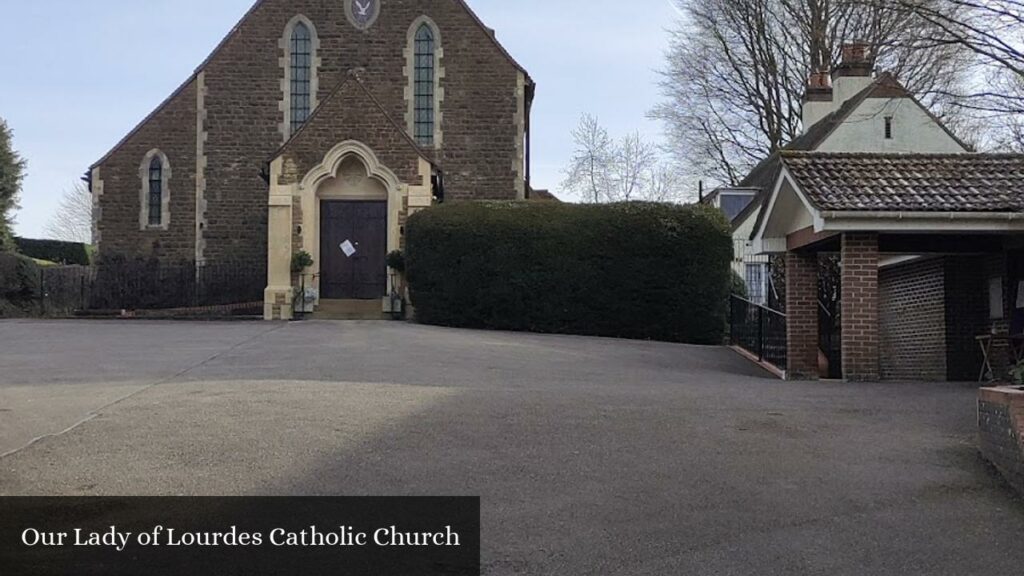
[820,211,1024,232]
[752,238,788,255]
[751,167,825,251]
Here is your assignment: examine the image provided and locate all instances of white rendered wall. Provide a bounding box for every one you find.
[817,98,968,154]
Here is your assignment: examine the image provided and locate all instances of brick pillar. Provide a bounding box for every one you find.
[786,251,819,380]
[841,233,880,381]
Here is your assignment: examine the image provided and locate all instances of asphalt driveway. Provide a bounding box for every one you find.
[1,319,1022,575]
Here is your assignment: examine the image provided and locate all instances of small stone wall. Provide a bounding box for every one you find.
[979,386,1024,495]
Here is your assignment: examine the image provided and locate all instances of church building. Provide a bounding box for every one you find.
[87,0,535,319]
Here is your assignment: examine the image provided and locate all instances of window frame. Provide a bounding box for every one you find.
[290,22,313,133]
[139,149,171,231]
[406,17,443,149]
[280,16,320,142]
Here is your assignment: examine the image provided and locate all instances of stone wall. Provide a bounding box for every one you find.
[92,0,528,268]
[92,79,199,262]
[979,386,1024,495]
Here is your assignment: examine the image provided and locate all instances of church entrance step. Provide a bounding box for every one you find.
[312,299,387,321]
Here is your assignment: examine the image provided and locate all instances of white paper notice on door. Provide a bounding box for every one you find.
[340,240,357,258]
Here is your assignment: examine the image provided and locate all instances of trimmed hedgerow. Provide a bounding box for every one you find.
[405,201,733,344]
[0,252,41,316]
[14,237,92,266]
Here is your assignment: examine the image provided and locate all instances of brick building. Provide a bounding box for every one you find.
[87,0,534,319]
[710,44,970,308]
[752,153,1024,382]
[731,44,1024,382]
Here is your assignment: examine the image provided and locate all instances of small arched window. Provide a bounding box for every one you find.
[413,23,436,146]
[290,22,313,132]
[140,149,170,230]
[147,157,163,226]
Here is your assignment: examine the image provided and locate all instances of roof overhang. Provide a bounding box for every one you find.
[751,166,1024,254]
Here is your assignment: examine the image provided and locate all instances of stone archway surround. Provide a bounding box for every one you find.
[264,140,434,320]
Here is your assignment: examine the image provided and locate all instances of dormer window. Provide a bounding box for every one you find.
[885,116,894,140]
[718,191,756,221]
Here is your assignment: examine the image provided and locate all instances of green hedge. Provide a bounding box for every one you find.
[0,252,40,316]
[15,237,92,266]
[406,202,733,344]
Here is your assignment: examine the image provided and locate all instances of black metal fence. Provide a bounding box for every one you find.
[730,295,787,372]
[39,260,265,314]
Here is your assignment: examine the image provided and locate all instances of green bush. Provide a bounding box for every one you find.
[14,237,91,266]
[0,252,40,314]
[406,201,733,344]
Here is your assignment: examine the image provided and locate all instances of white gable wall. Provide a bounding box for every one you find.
[817,98,968,154]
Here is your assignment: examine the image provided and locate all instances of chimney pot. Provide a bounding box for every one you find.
[835,42,874,78]
[842,43,872,65]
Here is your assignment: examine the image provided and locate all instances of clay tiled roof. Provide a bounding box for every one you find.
[781,152,1024,212]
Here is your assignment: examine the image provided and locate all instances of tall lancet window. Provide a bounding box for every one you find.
[414,23,436,146]
[148,157,163,226]
[290,22,313,132]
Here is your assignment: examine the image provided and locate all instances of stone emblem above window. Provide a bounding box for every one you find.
[345,0,380,30]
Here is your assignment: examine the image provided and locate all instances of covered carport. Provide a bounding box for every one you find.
[752,152,1024,382]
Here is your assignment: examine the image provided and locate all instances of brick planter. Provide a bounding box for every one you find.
[979,386,1024,495]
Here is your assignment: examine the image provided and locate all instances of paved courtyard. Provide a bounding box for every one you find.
[1,319,1022,575]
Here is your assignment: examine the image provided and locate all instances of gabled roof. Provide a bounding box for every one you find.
[270,72,437,168]
[786,72,972,153]
[780,152,1024,213]
[732,72,971,233]
[91,0,531,170]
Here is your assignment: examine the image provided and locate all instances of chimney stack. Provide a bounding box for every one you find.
[802,68,834,130]
[802,42,876,134]
[832,42,875,105]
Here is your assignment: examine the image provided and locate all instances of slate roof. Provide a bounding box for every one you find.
[781,152,1024,213]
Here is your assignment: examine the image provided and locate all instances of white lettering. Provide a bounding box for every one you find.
[21,528,67,546]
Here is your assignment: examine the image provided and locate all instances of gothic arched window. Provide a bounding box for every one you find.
[290,22,313,132]
[140,149,170,230]
[148,157,163,226]
[413,23,436,146]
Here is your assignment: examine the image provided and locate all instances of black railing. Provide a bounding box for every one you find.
[730,295,787,372]
[39,260,265,313]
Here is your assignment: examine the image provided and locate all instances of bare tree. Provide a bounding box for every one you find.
[868,0,1024,148]
[562,115,687,203]
[45,182,93,244]
[653,0,974,185]
[563,114,613,203]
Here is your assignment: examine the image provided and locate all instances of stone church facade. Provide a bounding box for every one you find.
[88,0,534,319]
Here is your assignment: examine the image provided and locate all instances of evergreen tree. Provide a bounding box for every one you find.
[0,118,26,251]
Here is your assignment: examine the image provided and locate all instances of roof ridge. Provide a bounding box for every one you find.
[780,151,1023,159]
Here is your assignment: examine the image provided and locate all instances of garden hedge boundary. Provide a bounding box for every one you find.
[406,201,733,344]
[0,252,41,316]
[15,237,92,266]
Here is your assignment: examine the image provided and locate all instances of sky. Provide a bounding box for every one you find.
[0,0,681,239]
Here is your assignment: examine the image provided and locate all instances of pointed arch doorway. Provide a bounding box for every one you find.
[314,152,392,301]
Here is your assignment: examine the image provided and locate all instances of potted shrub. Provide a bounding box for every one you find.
[386,250,407,319]
[291,251,316,316]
